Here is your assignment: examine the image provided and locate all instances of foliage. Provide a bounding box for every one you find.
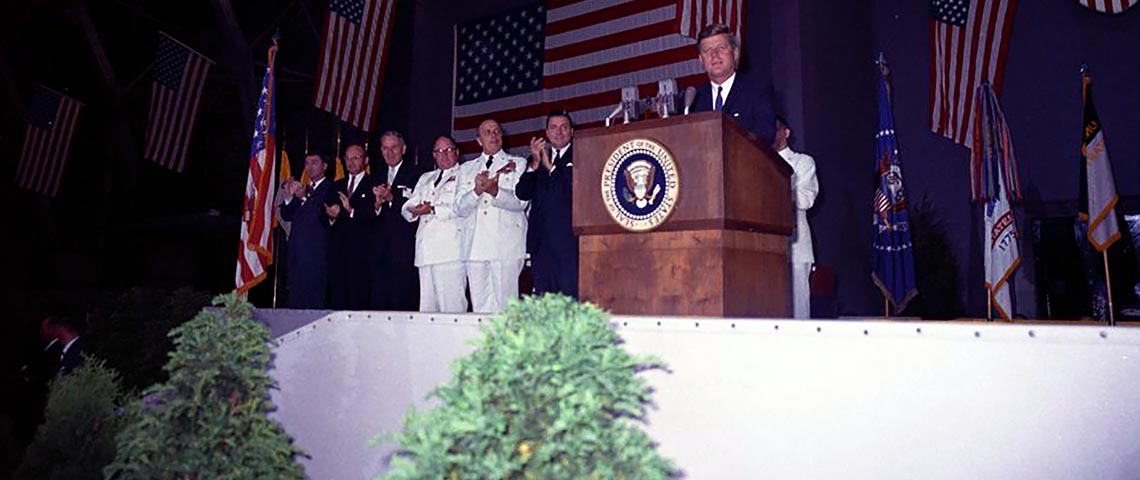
[906,195,963,318]
[383,294,676,480]
[89,287,212,391]
[105,293,306,480]
[15,358,128,480]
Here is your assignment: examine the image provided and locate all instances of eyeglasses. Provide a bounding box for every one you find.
[433,147,458,154]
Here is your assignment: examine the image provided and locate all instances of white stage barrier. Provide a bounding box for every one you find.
[266,311,1140,479]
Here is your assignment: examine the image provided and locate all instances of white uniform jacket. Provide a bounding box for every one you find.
[454,151,529,262]
[402,165,464,267]
[777,147,819,264]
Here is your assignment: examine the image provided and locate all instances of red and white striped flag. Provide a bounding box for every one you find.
[677,0,743,40]
[929,0,1018,147]
[236,42,279,294]
[1077,0,1138,14]
[144,32,213,173]
[314,0,398,132]
[451,0,743,155]
[15,85,83,197]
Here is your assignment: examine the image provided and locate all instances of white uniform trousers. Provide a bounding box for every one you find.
[418,262,468,313]
[466,259,525,313]
[791,262,813,319]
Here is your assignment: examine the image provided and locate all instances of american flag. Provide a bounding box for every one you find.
[451,0,742,155]
[236,43,279,294]
[929,0,1018,147]
[1077,0,1138,14]
[144,32,213,173]
[677,0,743,40]
[314,0,398,132]
[15,85,83,197]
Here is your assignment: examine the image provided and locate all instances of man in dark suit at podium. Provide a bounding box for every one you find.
[281,153,332,309]
[520,110,578,298]
[325,144,376,310]
[370,131,424,310]
[691,23,777,144]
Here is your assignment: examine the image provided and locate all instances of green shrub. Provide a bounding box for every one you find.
[383,294,676,480]
[105,293,306,480]
[15,358,127,480]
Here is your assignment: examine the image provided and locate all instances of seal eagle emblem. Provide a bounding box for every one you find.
[601,138,679,232]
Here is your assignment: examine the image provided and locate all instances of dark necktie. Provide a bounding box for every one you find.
[347,175,356,196]
[434,171,443,187]
[485,155,494,169]
[714,85,724,112]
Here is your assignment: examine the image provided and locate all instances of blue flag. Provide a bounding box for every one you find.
[871,62,918,313]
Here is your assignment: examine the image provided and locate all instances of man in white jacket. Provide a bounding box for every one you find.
[455,119,529,313]
[772,116,819,319]
[403,136,468,313]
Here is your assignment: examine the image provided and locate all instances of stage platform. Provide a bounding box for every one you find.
[259,309,1140,479]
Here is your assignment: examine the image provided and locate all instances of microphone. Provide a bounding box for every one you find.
[683,86,697,115]
[604,103,623,127]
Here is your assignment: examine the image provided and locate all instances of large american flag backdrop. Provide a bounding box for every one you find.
[929,0,1018,147]
[15,85,83,197]
[451,0,741,155]
[144,32,213,173]
[314,0,398,132]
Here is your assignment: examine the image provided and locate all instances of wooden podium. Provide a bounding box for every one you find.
[573,112,793,317]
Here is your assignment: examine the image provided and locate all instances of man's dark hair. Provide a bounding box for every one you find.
[546,109,574,128]
[306,152,331,165]
[775,115,790,130]
[695,24,741,52]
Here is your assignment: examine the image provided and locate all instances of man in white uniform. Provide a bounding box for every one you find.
[403,136,468,313]
[772,116,819,319]
[455,119,529,313]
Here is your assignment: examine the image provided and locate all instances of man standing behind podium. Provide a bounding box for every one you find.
[772,116,819,319]
[691,23,776,144]
[456,119,528,313]
[520,110,578,298]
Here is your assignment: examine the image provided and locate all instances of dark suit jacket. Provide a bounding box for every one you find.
[328,173,377,309]
[280,177,332,309]
[517,146,575,258]
[691,71,777,144]
[373,162,425,266]
[58,336,87,376]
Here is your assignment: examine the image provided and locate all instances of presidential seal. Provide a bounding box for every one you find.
[601,138,679,232]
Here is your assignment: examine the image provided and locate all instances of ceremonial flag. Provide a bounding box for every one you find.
[452,0,740,154]
[872,60,918,313]
[1077,0,1138,14]
[1078,74,1121,252]
[677,0,743,40]
[314,0,398,132]
[15,85,82,197]
[144,32,213,172]
[930,0,1018,146]
[236,42,279,294]
[984,171,1020,320]
[970,82,1020,202]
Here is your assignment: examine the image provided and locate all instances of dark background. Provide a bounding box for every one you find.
[2,0,1138,318]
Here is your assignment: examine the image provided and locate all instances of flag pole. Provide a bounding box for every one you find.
[1103,251,1116,326]
[986,288,993,322]
[884,296,890,319]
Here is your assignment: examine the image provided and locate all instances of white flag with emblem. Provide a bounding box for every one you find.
[985,174,1020,320]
